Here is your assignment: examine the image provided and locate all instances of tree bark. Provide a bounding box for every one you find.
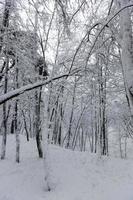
[118,0,133,115]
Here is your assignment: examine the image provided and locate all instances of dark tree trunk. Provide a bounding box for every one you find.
[35,88,43,158]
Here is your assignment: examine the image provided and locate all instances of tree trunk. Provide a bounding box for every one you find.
[35,90,43,158]
[1,0,11,160]
[1,57,9,159]
[118,0,133,115]
[14,66,20,163]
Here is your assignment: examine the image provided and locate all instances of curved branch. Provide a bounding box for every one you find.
[85,3,133,67]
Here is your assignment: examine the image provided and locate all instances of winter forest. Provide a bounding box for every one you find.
[0,0,133,199]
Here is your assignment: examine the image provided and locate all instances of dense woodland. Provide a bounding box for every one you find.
[0,0,133,191]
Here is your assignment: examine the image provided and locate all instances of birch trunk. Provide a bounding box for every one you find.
[14,64,20,163]
[1,0,11,159]
[1,60,8,159]
[42,89,51,191]
[118,0,133,115]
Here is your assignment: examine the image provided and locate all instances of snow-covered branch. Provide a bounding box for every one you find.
[0,73,72,105]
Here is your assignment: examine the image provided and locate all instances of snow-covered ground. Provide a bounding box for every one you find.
[0,135,133,200]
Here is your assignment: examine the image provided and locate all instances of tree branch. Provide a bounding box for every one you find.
[0,73,74,105]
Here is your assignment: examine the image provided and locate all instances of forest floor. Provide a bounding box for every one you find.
[0,135,133,200]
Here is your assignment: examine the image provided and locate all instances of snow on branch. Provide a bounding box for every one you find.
[0,73,72,105]
[85,3,133,66]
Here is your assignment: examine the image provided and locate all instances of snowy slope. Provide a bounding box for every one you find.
[0,135,133,200]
